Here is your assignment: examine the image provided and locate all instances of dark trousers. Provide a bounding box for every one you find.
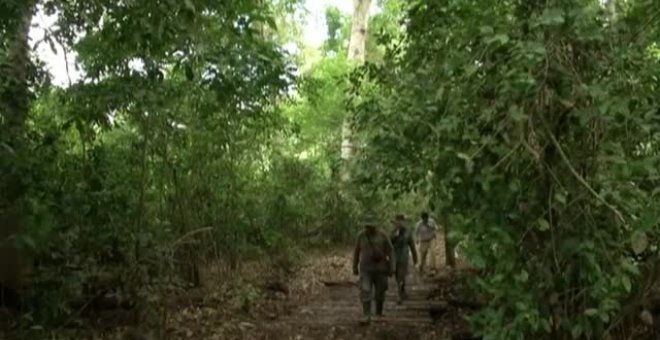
[359,271,388,316]
[395,262,409,299]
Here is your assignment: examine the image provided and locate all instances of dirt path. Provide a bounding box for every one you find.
[254,269,447,340]
[233,240,472,340]
[141,240,472,340]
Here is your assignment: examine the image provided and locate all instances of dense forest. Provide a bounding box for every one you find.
[2,0,660,339]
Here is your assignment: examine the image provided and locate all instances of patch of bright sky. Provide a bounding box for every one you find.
[30,0,379,87]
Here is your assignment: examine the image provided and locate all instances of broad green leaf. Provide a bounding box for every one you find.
[631,231,649,255]
[514,270,529,283]
[599,311,609,323]
[622,276,632,293]
[541,318,552,332]
[435,87,444,101]
[584,308,598,316]
[479,26,494,35]
[621,259,640,276]
[486,34,509,45]
[457,152,471,162]
[509,105,526,122]
[184,0,196,12]
[465,64,479,77]
[554,192,567,205]
[571,324,582,339]
[526,42,546,57]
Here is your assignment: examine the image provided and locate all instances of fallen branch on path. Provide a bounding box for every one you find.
[320,280,356,287]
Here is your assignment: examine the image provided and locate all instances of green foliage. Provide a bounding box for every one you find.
[284,54,350,158]
[1,0,364,330]
[12,1,660,338]
[366,0,407,64]
[354,0,660,338]
[323,6,350,55]
[231,281,262,313]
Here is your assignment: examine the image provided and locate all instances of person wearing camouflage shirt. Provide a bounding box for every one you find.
[390,214,418,304]
[352,216,395,324]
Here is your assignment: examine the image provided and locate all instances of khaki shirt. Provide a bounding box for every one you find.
[416,218,438,242]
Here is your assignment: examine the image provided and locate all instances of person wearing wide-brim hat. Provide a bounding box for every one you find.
[352,214,395,324]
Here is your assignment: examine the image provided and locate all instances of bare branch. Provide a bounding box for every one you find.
[540,117,626,224]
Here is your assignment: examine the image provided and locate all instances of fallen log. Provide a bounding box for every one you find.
[320,280,356,287]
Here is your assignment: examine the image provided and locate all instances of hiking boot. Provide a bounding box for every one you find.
[359,315,371,325]
[362,301,371,314]
[375,300,384,316]
[360,301,372,325]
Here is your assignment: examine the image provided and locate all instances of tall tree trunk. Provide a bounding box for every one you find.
[606,0,617,20]
[443,218,456,268]
[340,0,371,181]
[433,196,455,268]
[0,0,36,308]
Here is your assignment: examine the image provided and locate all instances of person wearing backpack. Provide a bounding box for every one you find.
[352,215,395,324]
[390,214,418,304]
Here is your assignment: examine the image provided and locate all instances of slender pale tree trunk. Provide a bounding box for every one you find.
[606,0,617,19]
[340,0,371,181]
[0,0,37,307]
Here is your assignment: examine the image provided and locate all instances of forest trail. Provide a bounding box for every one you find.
[223,240,474,340]
[258,269,452,339]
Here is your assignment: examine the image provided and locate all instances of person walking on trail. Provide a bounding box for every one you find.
[352,216,395,324]
[416,212,438,274]
[390,214,418,304]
